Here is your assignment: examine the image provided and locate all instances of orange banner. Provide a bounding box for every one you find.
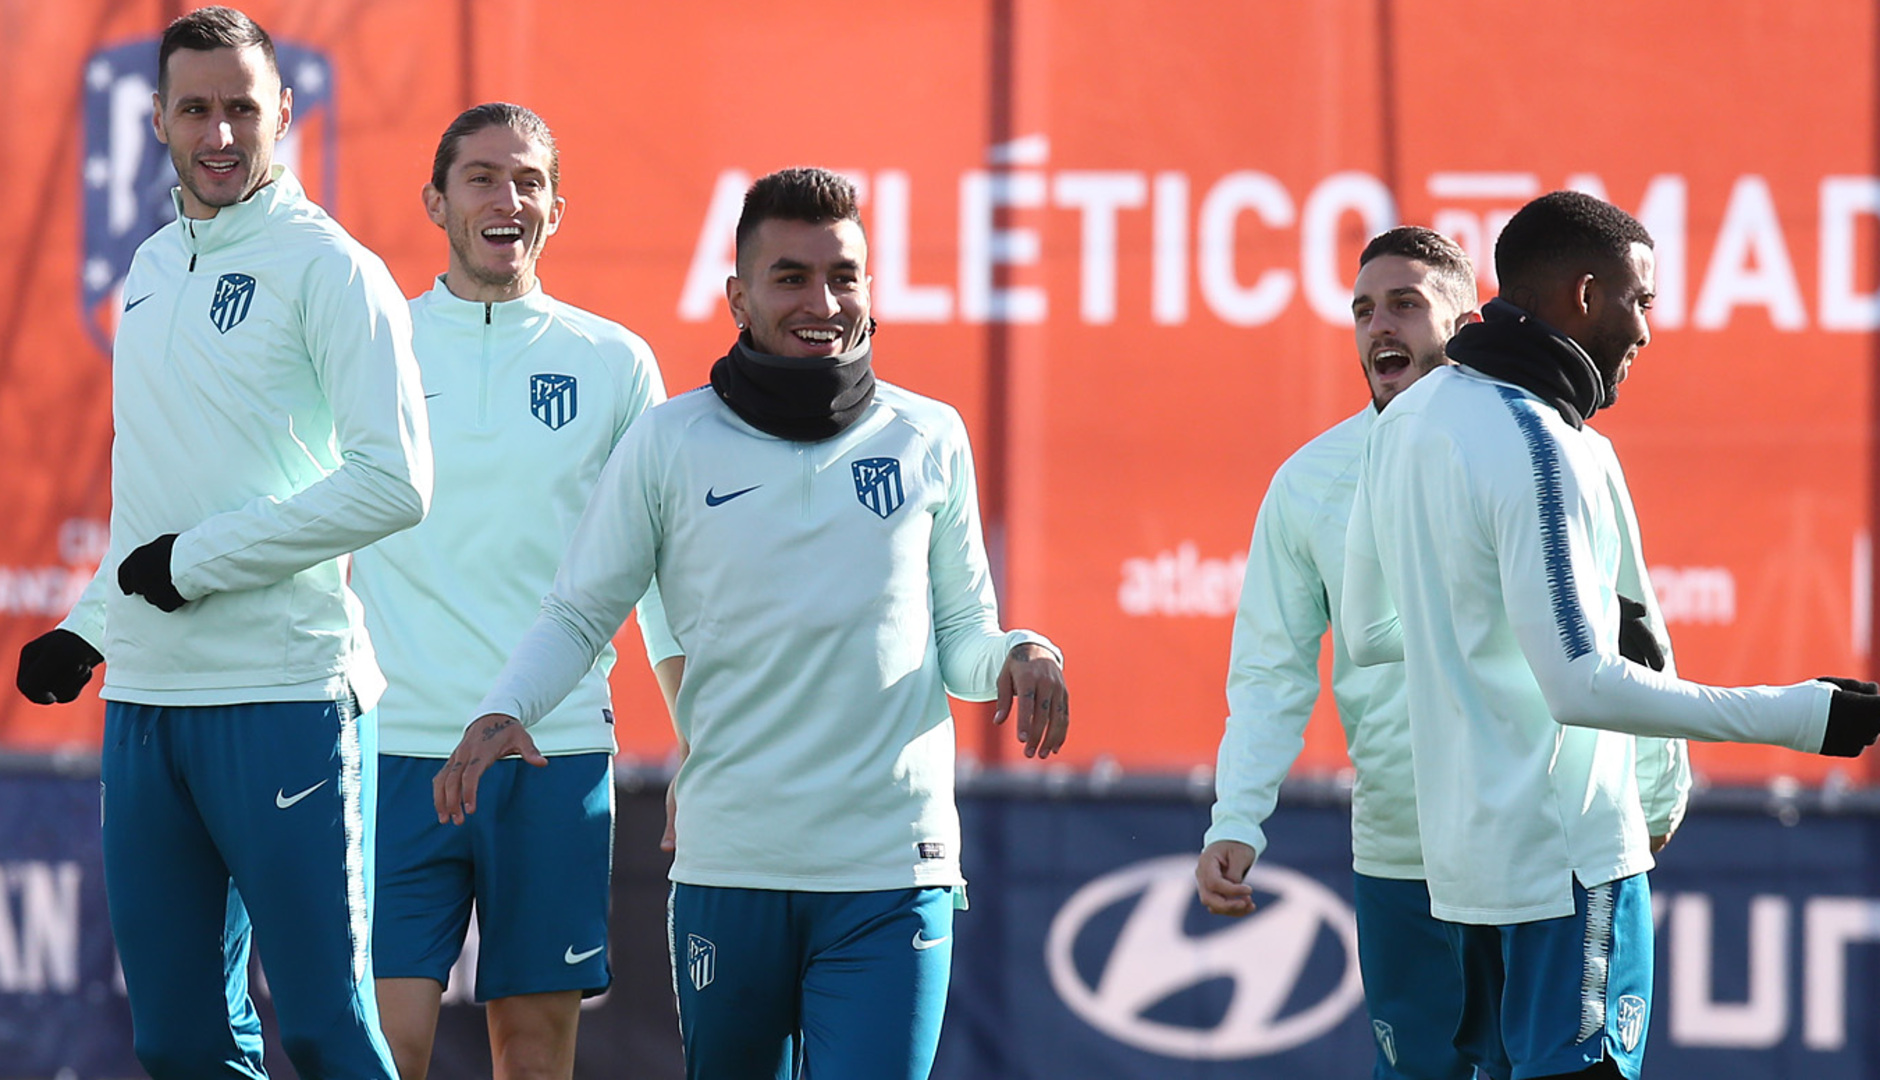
[2,0,1874,788]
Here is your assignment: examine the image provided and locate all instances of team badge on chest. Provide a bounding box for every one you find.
[530,373,577,430]
[851,456,905,519]
[209,273,256,333]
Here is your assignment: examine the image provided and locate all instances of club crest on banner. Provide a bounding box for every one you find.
[851,456,905,519]
[209,274,256,333]
[531,373,578,430]
[80,38,337,354]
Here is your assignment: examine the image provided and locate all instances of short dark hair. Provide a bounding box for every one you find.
[1495,191,1654,299]
[158,7,277,99]
[429,102,560,194]
[735,168,862,273]
[1359,225,1478,313]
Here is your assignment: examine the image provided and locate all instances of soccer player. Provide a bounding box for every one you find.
[1340,191,1880,1080]
[348,103,680,1080]
[12,8,429,1078]
[1198,225,1691,1080]
[1196,226,1485,1080]
[433,166,1068,1080]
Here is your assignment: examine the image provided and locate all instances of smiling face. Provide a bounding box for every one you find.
[1580,242,1656,405]
[424,123,564,303]
[725,217,872,358]
[1350,255,1473,410]
[152,44,290,219]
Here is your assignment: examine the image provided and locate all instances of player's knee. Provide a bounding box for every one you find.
[277,1017,382,1080]
[490,1020,577,1079]
[133,1028,250,1079]
[278,1031,330,1078]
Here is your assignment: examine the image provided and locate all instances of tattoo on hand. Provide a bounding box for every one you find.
[478,718,516,742]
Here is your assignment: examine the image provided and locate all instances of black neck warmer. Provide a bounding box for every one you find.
[709,334,877,441]
[1445,299,1605,428]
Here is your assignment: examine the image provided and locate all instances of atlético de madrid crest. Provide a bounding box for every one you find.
[851,456,905,519]
[531,373,578,430]
[209,273,256,333]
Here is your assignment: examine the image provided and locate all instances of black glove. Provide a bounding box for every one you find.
[16,629,104,704]
[1821,684,1880,757]
[1817,676,1879,695]
[118,534,187,612]
[1616,595,1665,672]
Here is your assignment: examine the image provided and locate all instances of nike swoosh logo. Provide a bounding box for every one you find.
[124,293,155,312]
[424,392,443,399]
[704,484,761,507]
[275,780,328,809]
[564,945,604,964]
[912,931,949,951]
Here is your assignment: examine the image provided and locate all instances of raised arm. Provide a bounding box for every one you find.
[1491,430,1833,752]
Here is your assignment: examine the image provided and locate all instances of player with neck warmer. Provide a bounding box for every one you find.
[434,166,1070,1080]
[1341,191,1880,1080]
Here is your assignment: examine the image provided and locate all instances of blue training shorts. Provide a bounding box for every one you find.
[1352,873,1484,1080]
[1447,874,1653,1080]
[102,698,396,1080]
[374,752,613,1001]
[668,883,955,1080]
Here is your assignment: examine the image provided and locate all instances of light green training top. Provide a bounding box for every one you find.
[477,381,1056,892]
[351,279,679,756]
[1345,368,1820,924]
[62,166,431,708]
[1208,403,1692,882]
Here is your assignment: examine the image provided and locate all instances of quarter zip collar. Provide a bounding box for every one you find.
[174,163,301,260]
[421,275,555,328]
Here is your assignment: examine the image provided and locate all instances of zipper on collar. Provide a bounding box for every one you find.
[478,303,493,427]
[800,445,813,518]
[187,220,197,272]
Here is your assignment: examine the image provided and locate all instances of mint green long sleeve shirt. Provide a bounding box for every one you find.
[350,280,678,756]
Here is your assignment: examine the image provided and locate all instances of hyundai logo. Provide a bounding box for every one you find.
[1045,855,1363,1059]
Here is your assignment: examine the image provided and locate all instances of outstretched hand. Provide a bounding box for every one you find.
[993,643,1069,759]
[433,713,547,824]
[1817,677,1880,758]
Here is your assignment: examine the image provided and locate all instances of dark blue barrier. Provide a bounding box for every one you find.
[943,785,1880,1080]
[5,761,1880,1079]
[0,768,127,1077]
